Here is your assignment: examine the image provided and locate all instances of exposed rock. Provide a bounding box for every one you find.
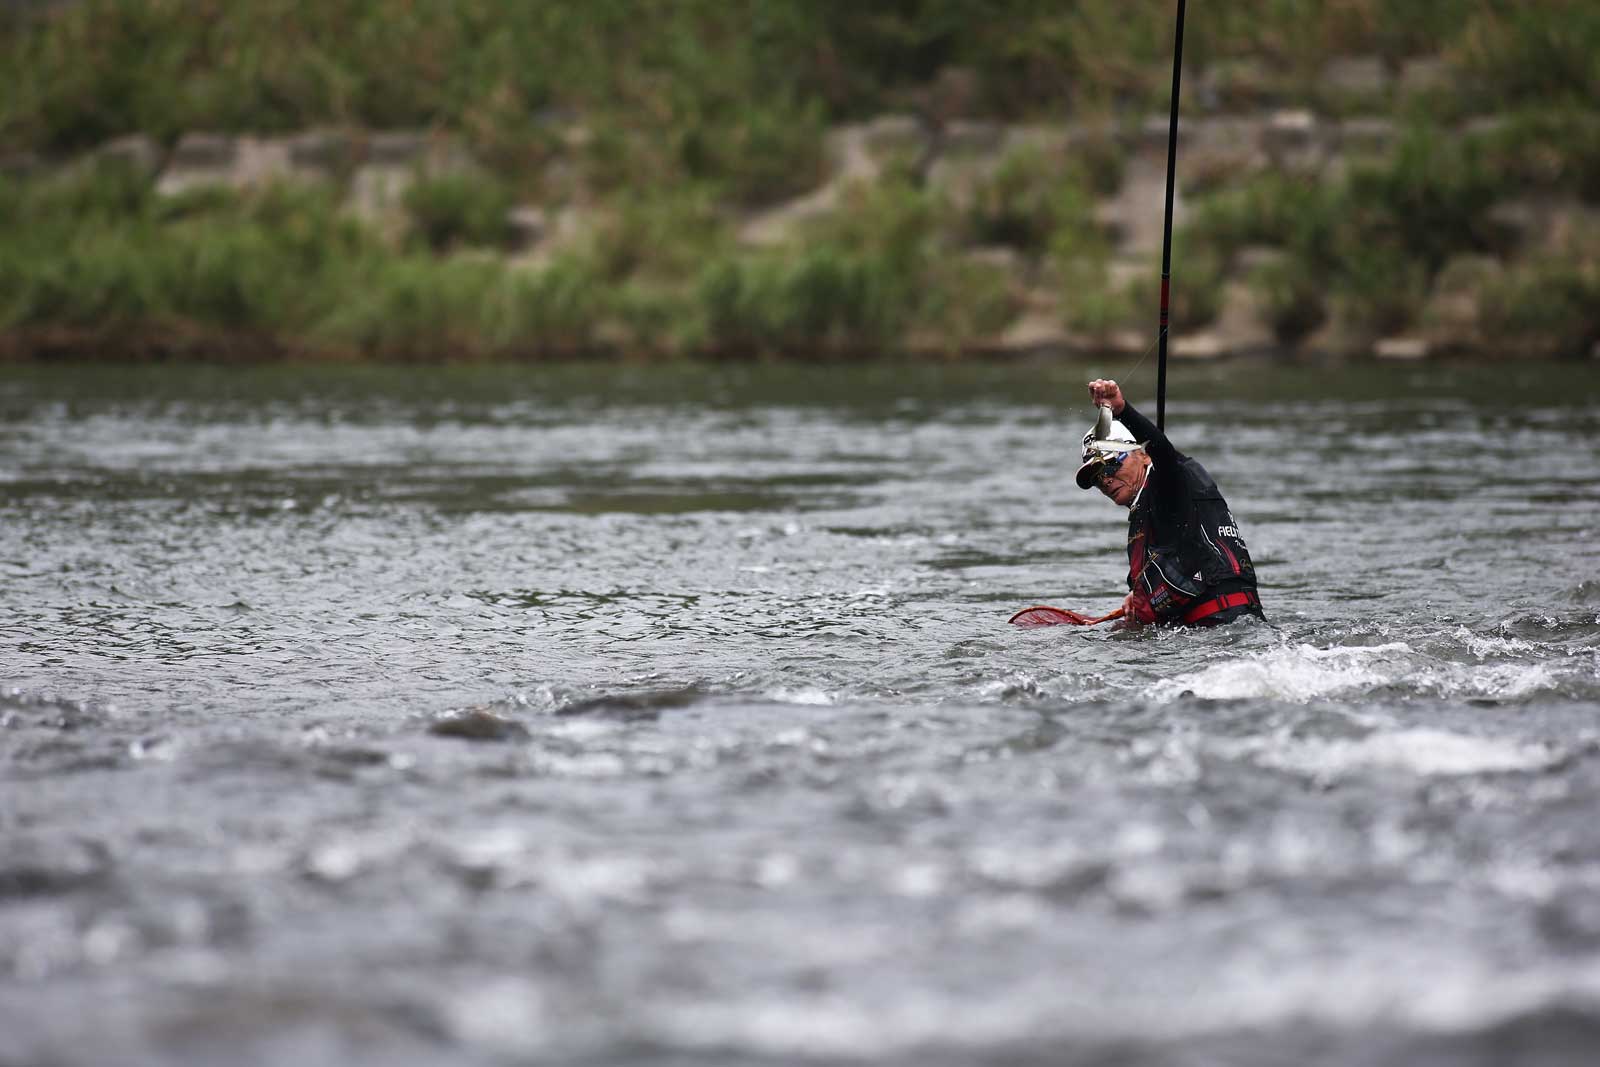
[346,166,404,221]
[156,135,233,195]
[1196,60,1282,110]
[1336,117,1397,156]
[355,131,476,176]
[1374,336,1431,361]
[367,131,430,166]
[1300,308,1372,358]
[561,124,593,152]
[1102,329,1149,357]
[0,151,41,177]
[1235,246,1287,274]
[1422,257,1499,352]
[1095,152,1182,256]
[1186,117,1257,154]
[1544,201,1600,255]
[942,120,1005,156]
[1399,57,1450,94]
[506,206,548,252]
[428,707,529,742]
[1486,198,1600,256]
[1181,118,1265,194]
[1464,115,1508,138]
[924,66,982,121]
[554,688,701,721]
[1264,109,1319,151]
[0,835,111,897]
[1139,114,1177,149]
[1488,201,1544,258]
[1322,56,1390,97]
[738,183,841,247]
[737,122,890,247]
[964,246,1025,275]
[169,132,236,169]
[233,137,293,186]
[156,133,292,194]
[287,128,357,173]
[826,125,880,185]
[94,134,162,177]
[1210,280,1277,356]
[1105,255,1150,292]
[1002,124,1069,159]
[990,310,1073,357]
[925,152,997,207]
[1264,110,1328,173]
[1172,331,1228,360]
[860,115,928,160]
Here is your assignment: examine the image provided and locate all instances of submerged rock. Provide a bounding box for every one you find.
[428,708,530,742]
[0,836,112,898]
[1374,336,1431,361]
[554,688,704,721]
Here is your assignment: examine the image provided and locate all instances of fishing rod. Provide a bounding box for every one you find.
[1155,0,1186,432]
[1005,1,1189,632]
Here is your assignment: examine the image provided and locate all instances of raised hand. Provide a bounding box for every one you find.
[1087,379,1125,415]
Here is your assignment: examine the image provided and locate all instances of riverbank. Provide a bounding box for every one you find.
[3,2,1597,362]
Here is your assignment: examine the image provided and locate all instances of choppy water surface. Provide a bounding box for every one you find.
[2,361,1599,1066]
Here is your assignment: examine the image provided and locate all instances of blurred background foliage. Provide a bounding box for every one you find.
[1,0,1597,359]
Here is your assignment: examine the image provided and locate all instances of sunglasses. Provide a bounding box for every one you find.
[1091,452,1128,487]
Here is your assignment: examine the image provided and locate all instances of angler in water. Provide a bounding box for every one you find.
[1079,378,1264,627]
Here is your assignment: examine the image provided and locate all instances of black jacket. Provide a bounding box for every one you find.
[1117,402,1263,625]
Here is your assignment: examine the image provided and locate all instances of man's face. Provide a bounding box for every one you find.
[1096,452,1147,507]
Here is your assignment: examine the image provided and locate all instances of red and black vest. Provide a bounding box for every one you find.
[1125,453,1261,626]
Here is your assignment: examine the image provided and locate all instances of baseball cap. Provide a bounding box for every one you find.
[1074,410,1144,490]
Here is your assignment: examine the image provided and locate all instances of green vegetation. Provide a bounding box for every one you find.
[1478,260,1600,357]
[402,172,515,252]
[1179,121,1560,339]
[6,2,1588,162]
[2,1,1598,360]
[0,162,1019,360]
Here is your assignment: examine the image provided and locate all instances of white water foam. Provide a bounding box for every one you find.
[1451,625,1538,660]
[1149,642,1413,703]
[1151,638,1570,705]
[769,687,835,706]
[1249,727,1560,779]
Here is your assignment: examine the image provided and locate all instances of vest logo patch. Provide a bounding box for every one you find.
[1217,524,1240,539]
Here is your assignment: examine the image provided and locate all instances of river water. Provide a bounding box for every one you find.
[2,361,1598,1066]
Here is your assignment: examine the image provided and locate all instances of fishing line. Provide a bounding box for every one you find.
[1117,333,1161,390]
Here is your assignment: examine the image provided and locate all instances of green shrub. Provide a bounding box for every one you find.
[402,171,514,252]
[812,177,947,269]
[1479,260,1600,356]
[964,145,1111,254]
[690,244,918,357]
[1050,252,1132,337]
[1184,174,1337,267]
[24,160,154,223]
[1128,251,1226,331]
[1342,125,1500,273]
[1251,258,1327,344]
[314,254,500,358]
[680,97,827,207]
[1328,239,1429,335]
[922,258,1019,346]
[966,146,1058,251]
[493,256,607,356]
[1472,107,1600,203]
[587,184,730,282]
[1454,4,1600,110]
